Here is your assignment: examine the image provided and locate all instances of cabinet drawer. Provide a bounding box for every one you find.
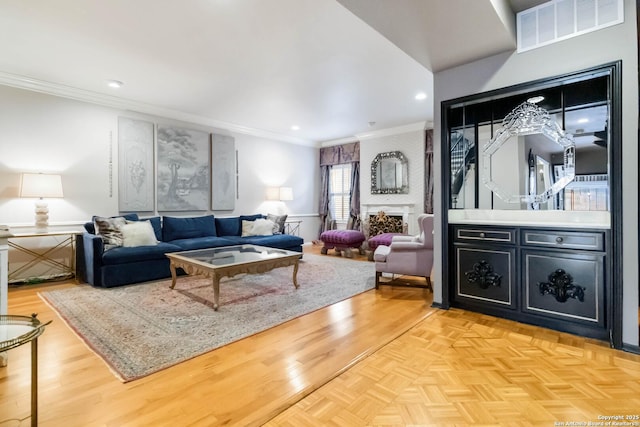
[453,227,516,244]
[521,229,604,251]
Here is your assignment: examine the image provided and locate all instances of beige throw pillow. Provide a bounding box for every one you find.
[241,220,255,237]
[251,218,276,236]
[121,220,159,247]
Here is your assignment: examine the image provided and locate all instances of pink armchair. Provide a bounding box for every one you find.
[373,214,434,290]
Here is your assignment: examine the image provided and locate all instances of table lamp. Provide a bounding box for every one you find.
[279,187,293,201]
[19,173,64,232]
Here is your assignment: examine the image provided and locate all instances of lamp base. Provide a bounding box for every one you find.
[34,200,49,232]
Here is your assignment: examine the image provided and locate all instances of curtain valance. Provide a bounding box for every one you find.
[319,141,360,166]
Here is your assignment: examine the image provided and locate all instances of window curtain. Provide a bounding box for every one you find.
[318,164,334,236]
[347,161,361,230]
[318,142,360,236]
[424,129,434,214]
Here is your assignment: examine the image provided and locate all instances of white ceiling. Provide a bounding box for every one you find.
[0,0,539,145]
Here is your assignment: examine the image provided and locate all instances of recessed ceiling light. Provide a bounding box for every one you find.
[577,118,589,123]
[107,80,124,88]
[415,92,427,101]
[527,95,545,104]
[291,125,300,131]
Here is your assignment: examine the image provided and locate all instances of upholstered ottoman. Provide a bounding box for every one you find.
[367,232,405,261]
[319,230,366,258]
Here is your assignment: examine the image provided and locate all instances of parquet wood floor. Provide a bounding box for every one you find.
[2,243,639,426]
[266,308,640,426]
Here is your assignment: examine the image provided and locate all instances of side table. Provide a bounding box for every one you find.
[8,230,82,283]
[0,314,51,427]
[284,219,302,236]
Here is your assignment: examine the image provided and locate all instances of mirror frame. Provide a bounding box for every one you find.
[482,101,576,204]
[371,151,409,194]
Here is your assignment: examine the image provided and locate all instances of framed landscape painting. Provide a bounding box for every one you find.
[118,117,154,212]
[157,126,210,211]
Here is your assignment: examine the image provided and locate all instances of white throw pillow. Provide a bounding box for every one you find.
[121,221,159,247]
[250,218,277,236]
[241,220,255,237]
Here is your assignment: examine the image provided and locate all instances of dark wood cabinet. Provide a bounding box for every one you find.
[450,224,608,340]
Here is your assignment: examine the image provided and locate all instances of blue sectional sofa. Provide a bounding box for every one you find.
[82,213,303,288]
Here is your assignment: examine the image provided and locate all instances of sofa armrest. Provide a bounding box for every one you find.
[83,232,105,286]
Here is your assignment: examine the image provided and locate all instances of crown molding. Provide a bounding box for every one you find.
[355,121,429,140]
[0,71,316,147]
[319,136,360,147]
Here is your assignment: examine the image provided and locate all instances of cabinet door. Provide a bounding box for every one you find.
[522,249,605,327]
[454,245,516,309]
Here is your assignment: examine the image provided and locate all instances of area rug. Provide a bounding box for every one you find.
[39,254,375,382]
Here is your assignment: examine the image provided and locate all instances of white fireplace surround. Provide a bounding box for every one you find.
[361,203,417,235]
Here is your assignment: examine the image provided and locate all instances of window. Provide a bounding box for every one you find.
[329,163,352,222]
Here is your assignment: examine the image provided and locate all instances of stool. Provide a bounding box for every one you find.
[367,232,405,261]
[319,230,366,258]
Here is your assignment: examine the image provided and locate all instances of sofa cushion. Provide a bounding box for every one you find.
[215,217,241,237]
[162,215,217,241]
[240,214,264,222]
[101,242,181,265]
[144,216,162,241]
[239,234,303,250]
[168,236,237,251]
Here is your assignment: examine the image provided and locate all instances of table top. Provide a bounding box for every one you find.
[166,244,300,269]
[0,314,50,351]
[10,230,83,238]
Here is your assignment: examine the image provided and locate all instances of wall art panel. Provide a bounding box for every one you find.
[118,117,154,212]
[157,126,210,211]
[211,133,236,210]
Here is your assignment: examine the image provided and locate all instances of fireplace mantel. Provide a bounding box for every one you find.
[361,203,417,235]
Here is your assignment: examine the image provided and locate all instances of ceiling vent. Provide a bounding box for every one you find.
[517,0,624,53]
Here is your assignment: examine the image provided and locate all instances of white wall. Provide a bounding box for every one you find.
[0,85,320,243]
[433,0,638,346]
[360,126,425,235]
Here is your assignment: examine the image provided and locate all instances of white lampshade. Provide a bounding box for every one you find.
[279,187,293,201]
[265,187,280,201]
[20,173,64,198]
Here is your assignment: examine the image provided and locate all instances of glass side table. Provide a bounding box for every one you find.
[0,314,51,427]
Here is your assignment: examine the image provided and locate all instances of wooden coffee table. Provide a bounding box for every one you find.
[165,244,301,311]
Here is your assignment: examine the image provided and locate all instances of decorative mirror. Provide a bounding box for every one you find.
[446,69,611,212]
[482,101,576,204]
[371,151,408,194]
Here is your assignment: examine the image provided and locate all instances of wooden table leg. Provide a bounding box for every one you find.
[169,261,177,289]
[292,260,299,289]
[212,274,220,311]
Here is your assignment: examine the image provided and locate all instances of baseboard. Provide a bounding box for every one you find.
[430,301,449,310]
[622,343,640,355]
